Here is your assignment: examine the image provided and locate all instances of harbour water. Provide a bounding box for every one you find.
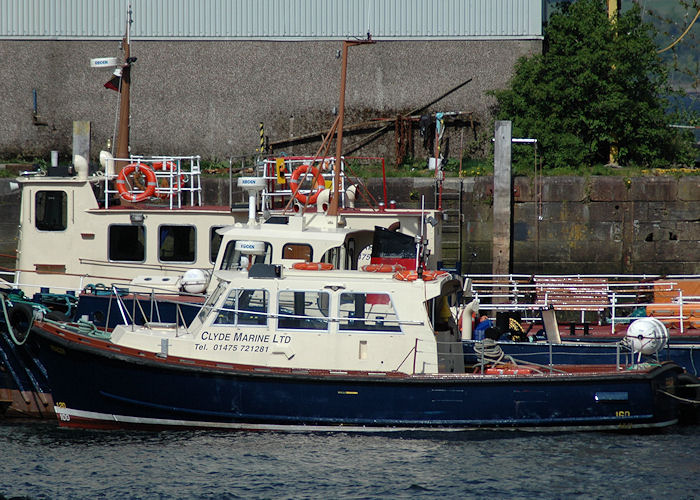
[1,421,699,499]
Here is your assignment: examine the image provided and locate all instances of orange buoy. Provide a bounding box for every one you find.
[116,163,157,202]
[292,262,334,271]
[393,269,450,282]
[361,263,405,273]
[289,164,325,205]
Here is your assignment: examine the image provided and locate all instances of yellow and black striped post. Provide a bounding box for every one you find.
[259,122,265,153]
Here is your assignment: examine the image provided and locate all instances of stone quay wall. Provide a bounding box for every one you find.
[393,175,700,275]
[0,175,698,276]
[0,39,538,164]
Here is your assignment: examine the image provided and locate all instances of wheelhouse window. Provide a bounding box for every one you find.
[197,280,227,323]
[159,225,195,263]
[282,243,312,262]
[219,240,272,270]
[210,226,224,263]
[108,224,145,262]
[339,292,401,333]
[35,190,67,231]
[278,290,329,331]
[214,288,268,326]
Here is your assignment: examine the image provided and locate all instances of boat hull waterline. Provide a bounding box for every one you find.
[34,323,682,432]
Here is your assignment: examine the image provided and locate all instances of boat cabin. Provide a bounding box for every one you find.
[109,264,464,375]
[12,156,442,299]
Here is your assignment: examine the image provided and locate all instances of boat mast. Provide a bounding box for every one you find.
[115,4,133,172]
[328,37,374,216]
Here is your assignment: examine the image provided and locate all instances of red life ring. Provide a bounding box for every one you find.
[362,263,405,273]
[393,269,449,282]
[152,161,186,198]
[116,163,157,202]
[292,262,334,271]
[289,165,325,205]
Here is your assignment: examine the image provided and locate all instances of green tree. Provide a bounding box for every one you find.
[491,0,697,171]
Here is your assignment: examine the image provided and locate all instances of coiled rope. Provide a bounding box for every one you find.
[472,338,513,368]
[472,338,565,374]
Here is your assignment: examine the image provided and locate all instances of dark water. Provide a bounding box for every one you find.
[1,421,699,500]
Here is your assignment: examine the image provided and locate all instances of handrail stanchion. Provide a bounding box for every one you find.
[611,292,616,334]
[412,338,418,375]
[679,290,684,334]
[480,342,484,374]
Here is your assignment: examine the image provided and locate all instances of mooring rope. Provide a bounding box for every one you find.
[657,389,700,405]
[472,338,511,366]
[472,338,568,374]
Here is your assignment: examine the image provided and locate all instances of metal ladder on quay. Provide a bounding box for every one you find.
[435,177,463,274]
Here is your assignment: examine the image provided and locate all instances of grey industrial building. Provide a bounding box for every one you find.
[0,0,543,163]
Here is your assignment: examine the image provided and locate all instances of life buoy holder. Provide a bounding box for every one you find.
[393,269,450,282]
[289,165,325,205]
[361,263,405,273]
[152,161,186,198]
[292,261,334,271]
[457,308,476,333]
[116,163,157,202]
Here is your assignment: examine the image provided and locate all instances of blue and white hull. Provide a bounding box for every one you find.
[33,322,682,432]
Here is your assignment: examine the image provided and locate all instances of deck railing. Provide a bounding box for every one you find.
[465,274,700,334]
[103,155,202,209]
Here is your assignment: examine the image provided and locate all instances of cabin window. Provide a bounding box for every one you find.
[219,240,272,270]
[282,243,312,262]
[214,288,268,326]
[277,290,329,331]
[339,292,401,333]
[108,225,145,262]
[35,190,67,231]
[159,225,195,263]
[210,226,224,263]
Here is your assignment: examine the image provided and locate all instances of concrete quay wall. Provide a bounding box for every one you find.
[0,175,698,276]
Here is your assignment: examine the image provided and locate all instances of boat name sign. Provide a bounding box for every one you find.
[196,331,292,352]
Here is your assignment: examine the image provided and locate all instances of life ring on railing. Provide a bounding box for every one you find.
[362,263,405,273]
[289,164,325,205]
[393,269,450,282]
[116,163,157,202]
[292,261,334,271]
[152,161,186,198]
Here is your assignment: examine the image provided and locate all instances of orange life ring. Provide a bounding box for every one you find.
[116,163,157,202]
[393,269,450,282]
[362,263,405,273]
[152,161,186,198]
[292,261,334,271]
[289,165,325,205]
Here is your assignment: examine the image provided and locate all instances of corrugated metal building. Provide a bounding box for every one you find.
[0,0,543,161]
[1,0,543,39]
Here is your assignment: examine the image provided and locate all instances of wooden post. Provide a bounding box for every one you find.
[493,121,512,303]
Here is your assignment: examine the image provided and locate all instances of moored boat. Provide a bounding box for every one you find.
[28,264,685,431]
[0,13,445,418]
